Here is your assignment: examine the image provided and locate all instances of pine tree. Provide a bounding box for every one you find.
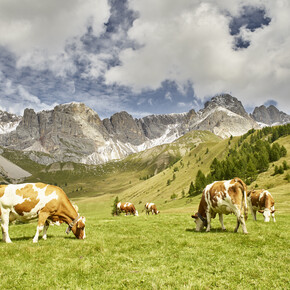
[188,182,195,196]
[111,196,121,216]
[195,170,206,194]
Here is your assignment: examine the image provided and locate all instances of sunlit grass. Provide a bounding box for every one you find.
[1,209,289,289]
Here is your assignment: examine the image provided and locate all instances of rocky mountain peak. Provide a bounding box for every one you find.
[0,110,21,123]
[204,94,248,117]
[0,110,22,134]
[251,105,290,125]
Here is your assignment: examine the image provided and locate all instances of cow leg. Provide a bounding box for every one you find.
[205,212,211,232]
[1,208,12,243]
[234,212,248,234]
[33,212,50,243]
[252,209,257,221]
[42,221,50,240]
[240,216,248,234]
[219,213,226,231]
[234,217,240,232]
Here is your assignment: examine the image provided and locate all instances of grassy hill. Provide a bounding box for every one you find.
[1,128,289,214]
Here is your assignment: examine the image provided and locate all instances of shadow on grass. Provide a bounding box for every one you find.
[185,228,236,233]
[3,236,32,241]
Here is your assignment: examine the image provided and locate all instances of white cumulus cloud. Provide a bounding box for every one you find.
[105,0,290,113]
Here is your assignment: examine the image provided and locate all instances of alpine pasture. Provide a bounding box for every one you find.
[0,128,290,289]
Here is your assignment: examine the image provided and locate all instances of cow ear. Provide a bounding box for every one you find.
[258,210,264,213]
[271,210,276,213]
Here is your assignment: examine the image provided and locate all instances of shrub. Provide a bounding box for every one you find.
[284,173,290,183]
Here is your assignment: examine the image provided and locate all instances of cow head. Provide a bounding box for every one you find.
[258,209,275,222]
[70,216,86,239]
[134,210,139,216]
[191,213,206,231]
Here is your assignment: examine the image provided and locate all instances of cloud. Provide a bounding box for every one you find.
[165,92,172,102]
[105,0,290,113]
[0,0,110,78]
[0,0,110,54]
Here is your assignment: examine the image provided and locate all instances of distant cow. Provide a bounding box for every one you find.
[192,177,248,234]
[0,183,86,243]
[145,203,160,215]
[247,189,276,222]
[117,202,138,216]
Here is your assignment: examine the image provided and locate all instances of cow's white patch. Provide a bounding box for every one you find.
[263,208,271,222]
[1,183,58,222]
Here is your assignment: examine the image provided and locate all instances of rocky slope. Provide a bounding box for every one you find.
[0,94,286,165]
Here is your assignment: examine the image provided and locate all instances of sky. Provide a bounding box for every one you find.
[0,0,289,119]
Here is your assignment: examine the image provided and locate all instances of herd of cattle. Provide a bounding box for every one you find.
[0,177,275,243]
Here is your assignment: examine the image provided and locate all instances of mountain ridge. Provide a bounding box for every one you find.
[0,94,289,165]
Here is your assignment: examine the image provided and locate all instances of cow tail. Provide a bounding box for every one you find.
[235,177,248,221]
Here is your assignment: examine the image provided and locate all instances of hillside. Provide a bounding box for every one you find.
[1,126,289,216]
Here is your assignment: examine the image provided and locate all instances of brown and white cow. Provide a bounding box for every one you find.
[0,183,86,243]
[247,189,276,222]
[145,203,160,215]
[117,202,138,216]
[191,178,248,234]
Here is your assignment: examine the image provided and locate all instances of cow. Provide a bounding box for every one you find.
[0,183,86,243]
[191,177,248,234]
[247,189,276,222]
[145,203,160,215]
[117,202,138,216]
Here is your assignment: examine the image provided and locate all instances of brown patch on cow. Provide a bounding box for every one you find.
[197,191,207,218]
[35,183,47,189]
[208,182,226,207]
[44,184,59,196]
[14,184,40,215]
[0,185,7,198]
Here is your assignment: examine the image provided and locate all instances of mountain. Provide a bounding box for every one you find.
[0,110,21,134]
[251,105,290,125]
[0,94,280,165]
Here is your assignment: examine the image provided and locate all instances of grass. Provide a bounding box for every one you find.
[0,204,289,289]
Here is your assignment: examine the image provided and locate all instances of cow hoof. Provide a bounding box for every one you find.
[222,228,227,231]
[32,239,38,243]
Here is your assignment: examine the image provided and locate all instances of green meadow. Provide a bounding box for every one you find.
[0,128,290,289]
[0,207,289,289]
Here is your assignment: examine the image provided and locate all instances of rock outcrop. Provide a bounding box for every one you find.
[251,105,290,125]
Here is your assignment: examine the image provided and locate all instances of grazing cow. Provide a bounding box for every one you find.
[191,177,248,234]
[247,189,276,222]
[145,203,160,215]
[117,202,138,216]
[0,183,86,243]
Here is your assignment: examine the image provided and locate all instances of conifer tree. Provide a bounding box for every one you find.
[111,196,121,216]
